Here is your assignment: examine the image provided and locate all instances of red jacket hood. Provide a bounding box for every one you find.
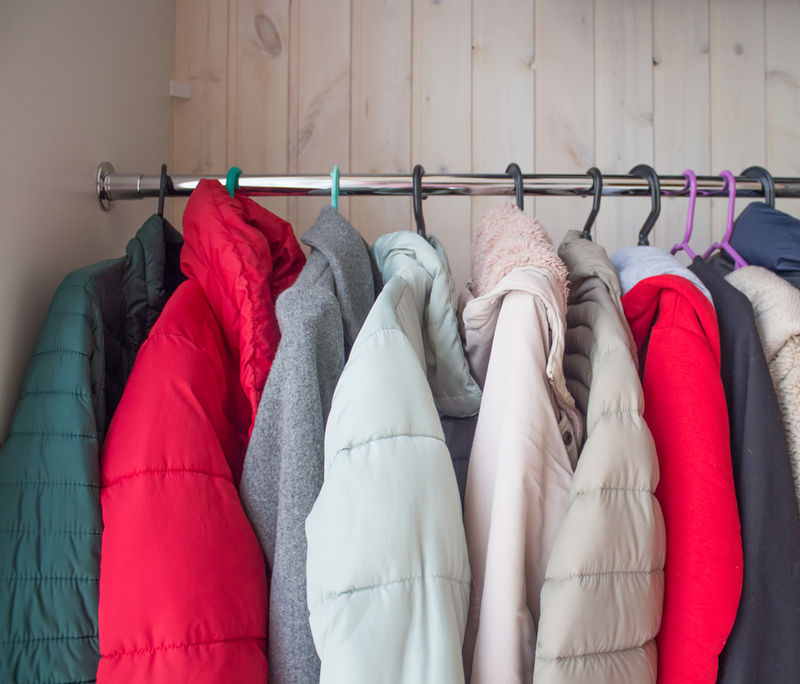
[181,180,306,428]
[622,273,721,368]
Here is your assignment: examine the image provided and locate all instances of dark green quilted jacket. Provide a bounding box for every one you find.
[0,215,184,684]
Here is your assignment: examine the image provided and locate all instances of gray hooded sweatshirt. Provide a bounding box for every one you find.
[239,205,376,684]
[610,245,713,302]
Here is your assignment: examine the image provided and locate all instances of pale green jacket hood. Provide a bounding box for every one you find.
[306,231,481,684]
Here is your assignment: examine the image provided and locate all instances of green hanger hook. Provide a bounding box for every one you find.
[330,164,340,210]
[226,166,242,198]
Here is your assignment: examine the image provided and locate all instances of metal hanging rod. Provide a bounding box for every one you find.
[96,161,800,211]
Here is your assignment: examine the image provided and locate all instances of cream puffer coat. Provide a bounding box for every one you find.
[459,204,581,684]
[726,265,800,509]
[306,231,481,684]
[533,231,666,684]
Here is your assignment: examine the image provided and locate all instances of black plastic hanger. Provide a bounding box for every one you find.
[630,164,661,246]
[741,166,776,208]
[581,167,603,240]
[505,163,524,211]
[157,164,169,220]
[412,165,426,237]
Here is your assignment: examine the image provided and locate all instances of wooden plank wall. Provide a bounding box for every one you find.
[175,0,800,289]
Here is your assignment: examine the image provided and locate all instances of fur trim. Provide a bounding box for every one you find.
[469,203,569,305]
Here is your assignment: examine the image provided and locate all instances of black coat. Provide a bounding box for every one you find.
[689,257,800,684]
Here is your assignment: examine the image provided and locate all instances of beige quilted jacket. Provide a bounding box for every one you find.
[726,265,800,510]
[533,231,666,684]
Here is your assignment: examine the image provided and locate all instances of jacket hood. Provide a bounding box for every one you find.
[558,231,638,364]
[467,203,569,307]
[181,179,306,427]
[726,265,800,364]
[611,245,713,303]
[731,202,800,279]
[461,207,573,401]
[623,274,721,368]
[370,231,482,418]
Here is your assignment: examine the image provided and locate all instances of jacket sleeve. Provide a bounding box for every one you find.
[642,290,743,684]
[306,277,471,684]
[97,284,269,684]
[534,260,666,684]
[0,275,107,684]
[239,283,344,684]
[463,293,574,684]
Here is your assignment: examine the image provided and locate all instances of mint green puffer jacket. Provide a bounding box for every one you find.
[306,232,481,684]
[0,216,183,684]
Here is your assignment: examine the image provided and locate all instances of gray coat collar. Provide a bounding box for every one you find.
[301,206,375,349]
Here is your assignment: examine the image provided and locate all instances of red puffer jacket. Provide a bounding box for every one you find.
[97,180,305,683]
[621,274,743,684]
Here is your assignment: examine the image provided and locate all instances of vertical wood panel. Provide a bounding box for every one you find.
[766,0,800,220]
[710,0,766,241]
[534,0,594,248]
[286,0,300,231]
[236,0,290,220]
[412,0,472,292]
[594,0,654,256]
[653,0,711,259]
[227,0,239,170]
[472,0,535,226]
[288,0,352,238]
[350,0,412,245]
[173,1,799,274]
[174,0,229,228]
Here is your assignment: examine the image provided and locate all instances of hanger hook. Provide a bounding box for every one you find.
[701,170,748,269]
[505,163,524,211]
[412,165,426,237]
[581,167,603,240]
[157,164,169,220]
[630,164,661,246]
[330,164,340,210]
[720,170,737,244]
[225,166,242,198]
[669,169,698,259]
[741,165,775,208]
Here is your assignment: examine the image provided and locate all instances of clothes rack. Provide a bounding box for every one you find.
[95,161,800,211]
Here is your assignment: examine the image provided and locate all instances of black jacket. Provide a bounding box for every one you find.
[689,257,800,684]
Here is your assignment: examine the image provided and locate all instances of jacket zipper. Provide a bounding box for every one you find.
[550,378,584,453]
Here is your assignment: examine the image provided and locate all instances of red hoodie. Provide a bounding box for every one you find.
[621,274,743,684]
[97,180,305,683]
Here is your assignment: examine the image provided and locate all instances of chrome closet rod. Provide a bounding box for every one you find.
[95,162,800,211]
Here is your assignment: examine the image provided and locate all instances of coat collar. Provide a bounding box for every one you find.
[370,231,482,418]
[301,206,375,350]
[466,203,569,306]
[460,206,578,441]
[726,265,800,363]
[621,274,721,368]
[558,230,638,364]
[181,180,306,428]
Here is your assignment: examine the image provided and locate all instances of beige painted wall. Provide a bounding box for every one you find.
[174,0,800,291]
[0,0,176,445]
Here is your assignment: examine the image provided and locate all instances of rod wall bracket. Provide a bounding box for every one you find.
[96,161,115,212]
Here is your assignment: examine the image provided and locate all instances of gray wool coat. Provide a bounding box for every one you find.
[239,205,376,684]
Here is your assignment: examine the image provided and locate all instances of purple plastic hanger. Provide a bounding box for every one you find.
[670,169,698,260]
[702,170,748,269]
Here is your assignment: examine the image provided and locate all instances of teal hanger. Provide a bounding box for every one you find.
[330,164,340,210]
[226,166,242,198]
